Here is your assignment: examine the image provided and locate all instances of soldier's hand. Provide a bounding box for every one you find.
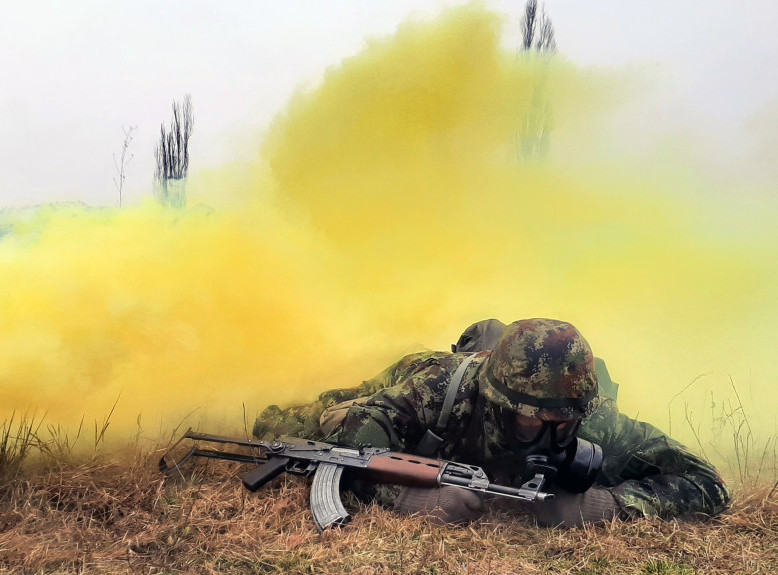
[394,485,484,524]
[532,487,621,528]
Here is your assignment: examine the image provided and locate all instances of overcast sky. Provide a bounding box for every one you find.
[1,0,776,208]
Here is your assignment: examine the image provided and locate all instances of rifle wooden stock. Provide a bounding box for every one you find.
[363,452,444,486]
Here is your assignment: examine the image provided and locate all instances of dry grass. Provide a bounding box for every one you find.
[0,450,776,575]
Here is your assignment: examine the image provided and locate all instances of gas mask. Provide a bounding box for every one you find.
[498,408,603,493]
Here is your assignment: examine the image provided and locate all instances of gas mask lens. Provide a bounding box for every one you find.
[511,415,581,452]
[553,420,580,448]
[513,417,544,442]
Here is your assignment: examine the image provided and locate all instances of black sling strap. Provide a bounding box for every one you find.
[414,354,477,457]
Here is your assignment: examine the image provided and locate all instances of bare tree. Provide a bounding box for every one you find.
[518,0,556,162]
[520,0,538,51]
[113,125,136,207]
[520,0,556,54]
[534,8,556,53]
[154,95,193,208]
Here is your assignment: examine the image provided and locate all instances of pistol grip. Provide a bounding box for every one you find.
[310,462,350,532]
[242,457,289,492]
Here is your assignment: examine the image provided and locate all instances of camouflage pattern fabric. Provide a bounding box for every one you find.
[253,386,362,440]
[252,317,728,520]
[593,357,620,405]
[321,350,730,519]
[580,401,730,519]
[253,319,619,441]
[252,351,451,440]
[481,319,598,419]
[453,319,620,403]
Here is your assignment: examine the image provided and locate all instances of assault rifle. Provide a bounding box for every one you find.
[159,429,555,532]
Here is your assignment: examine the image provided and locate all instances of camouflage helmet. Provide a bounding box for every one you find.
[480,319,598,419]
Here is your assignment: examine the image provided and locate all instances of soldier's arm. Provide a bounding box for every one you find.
[354,351,452,397]
[324,360,448,450]
[322,360,452,506]
[580,402,731,519]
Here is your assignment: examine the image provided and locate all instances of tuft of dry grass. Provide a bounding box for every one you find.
[0,413,45,478]
[0,449,776,575]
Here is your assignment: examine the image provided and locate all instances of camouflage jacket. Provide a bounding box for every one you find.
[320,351,731,520]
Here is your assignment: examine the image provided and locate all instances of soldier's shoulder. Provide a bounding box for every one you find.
[390,350,452,376]
[589,394,619,414]
[578,394,620,443]
[394,351,483,401]
[399,350,452,365]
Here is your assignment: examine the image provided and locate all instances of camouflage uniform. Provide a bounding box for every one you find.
[252,351,451,441]
[321,350,729,519]
[253,321,730,520]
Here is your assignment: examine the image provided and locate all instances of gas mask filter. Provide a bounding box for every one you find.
[500,411,604,493]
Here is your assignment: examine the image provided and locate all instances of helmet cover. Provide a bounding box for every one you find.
[480,318,598,418]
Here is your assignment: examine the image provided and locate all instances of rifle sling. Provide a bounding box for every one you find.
[415,354,477,457]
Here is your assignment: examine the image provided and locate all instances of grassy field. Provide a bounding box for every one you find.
[0,445,776,575]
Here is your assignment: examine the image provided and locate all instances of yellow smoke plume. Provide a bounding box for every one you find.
[1,5,776,462]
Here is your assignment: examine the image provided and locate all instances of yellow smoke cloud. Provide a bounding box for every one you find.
[1,5,776,464]
[0,202,374,434]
